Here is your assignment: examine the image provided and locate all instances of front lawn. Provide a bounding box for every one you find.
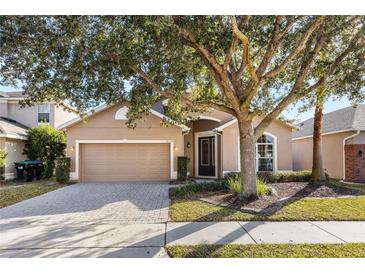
[0,181,67,208]
[166,243,365,258]
[169,180,365,221]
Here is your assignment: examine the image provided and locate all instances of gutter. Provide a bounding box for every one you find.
[342,130,360,181]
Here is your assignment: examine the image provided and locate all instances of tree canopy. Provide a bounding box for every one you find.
[1,16,363,128]
[1,16,364,197]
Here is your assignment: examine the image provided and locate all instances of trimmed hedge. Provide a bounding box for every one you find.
[170,181,227,198]
[224,170,329,183]
[177,156,189,181]
[55,157,71,183]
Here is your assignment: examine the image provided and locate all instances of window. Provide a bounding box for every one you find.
[256,134,274,171]
[38,104,50,124]
[115,106,128,120]
[200,139,210,166]
[211,138,215,166]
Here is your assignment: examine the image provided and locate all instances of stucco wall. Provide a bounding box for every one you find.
[0,101,8,117]
[4,138,26,179]
[292,131,358,179]
[222,120,293,173]
[7,102,76,128]
[347,131,365,145]
[184,122,194,176]
[54,105,78,128]
[7,103,40,127]
[65,105,184,178]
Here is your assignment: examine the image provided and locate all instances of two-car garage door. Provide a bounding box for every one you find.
[80,143,170,182]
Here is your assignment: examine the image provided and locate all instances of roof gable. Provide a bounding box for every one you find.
[58,104,189,130]
[293,104,365,139]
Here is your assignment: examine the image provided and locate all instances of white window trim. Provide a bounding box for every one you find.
[115,106,128,120]
[198,116,221,122]
[237,132,278,172]
[194,131,218,179]
[71,140,176,181]
[37,103,51,125]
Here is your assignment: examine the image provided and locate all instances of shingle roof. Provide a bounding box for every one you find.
[293,104,365,139]
[0,118,28,139]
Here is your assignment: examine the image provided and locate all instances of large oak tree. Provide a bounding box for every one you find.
[1,16,364,199]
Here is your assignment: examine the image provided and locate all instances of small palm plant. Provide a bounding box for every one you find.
[227,176,272,197]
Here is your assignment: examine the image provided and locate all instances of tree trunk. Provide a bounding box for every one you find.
[311,95,327,182]
[237,117,258,199]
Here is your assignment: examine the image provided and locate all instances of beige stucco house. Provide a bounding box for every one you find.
[59,102,294,182]
[0,91,77,179]
[293,105,365,182]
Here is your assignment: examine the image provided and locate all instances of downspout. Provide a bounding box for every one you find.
[342,130,360,181]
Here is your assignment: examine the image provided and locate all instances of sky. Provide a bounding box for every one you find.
[0,84,358,123]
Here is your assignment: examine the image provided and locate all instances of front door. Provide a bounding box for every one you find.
[198,136,215,177]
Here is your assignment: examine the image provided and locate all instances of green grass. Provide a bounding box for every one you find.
[166,243,365,258]
[0,181,65,208]
[328,179,365,194]
[170,195,365,221]
[170,178,365,221]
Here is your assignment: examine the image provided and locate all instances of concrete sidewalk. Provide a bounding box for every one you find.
[0,221,364,257]
[166,221,365,245]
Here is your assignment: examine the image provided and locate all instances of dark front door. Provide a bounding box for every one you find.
[198,136,215,177]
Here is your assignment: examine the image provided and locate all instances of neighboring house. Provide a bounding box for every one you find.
[292,105,365,183]
[0,91,78,179]
[59,102,294,182]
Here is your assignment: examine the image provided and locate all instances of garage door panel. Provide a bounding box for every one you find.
[80,143,170,182]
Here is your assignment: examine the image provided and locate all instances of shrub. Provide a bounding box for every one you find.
[55,157,71,183]
[225,170,328,183]
[23,125,66,178]
[257,178,272,196]
[177,156,189,181]
[170,181,227,199]
[226,175,272,196]
[0,149,7,181]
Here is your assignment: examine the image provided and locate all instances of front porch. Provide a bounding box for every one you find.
[183,117,279,179]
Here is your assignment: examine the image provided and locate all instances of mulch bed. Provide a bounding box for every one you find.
[189,182,362,214]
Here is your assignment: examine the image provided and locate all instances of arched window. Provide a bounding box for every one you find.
[115,106,128,120]
[256,134,275,171]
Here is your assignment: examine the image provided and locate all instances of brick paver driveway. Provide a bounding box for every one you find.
[0,182,171,257]
[0,182,170,224]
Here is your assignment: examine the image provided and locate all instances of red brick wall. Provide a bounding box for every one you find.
[345,144,365,183]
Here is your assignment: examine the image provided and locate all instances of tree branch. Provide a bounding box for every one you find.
[172,17,241,111]
[263,16,326,79]
[306,26,365,94]
[231,16,259,84]
[255,16,284,77]
[254,27,326,138]
[223,16,251,71]
[130,65,236,116]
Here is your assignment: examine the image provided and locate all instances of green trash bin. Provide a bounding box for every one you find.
[14,160,43,182]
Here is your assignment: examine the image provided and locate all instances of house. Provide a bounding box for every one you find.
[292,105,365,183]
[59,102,294,182]
[0,91,77,179]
